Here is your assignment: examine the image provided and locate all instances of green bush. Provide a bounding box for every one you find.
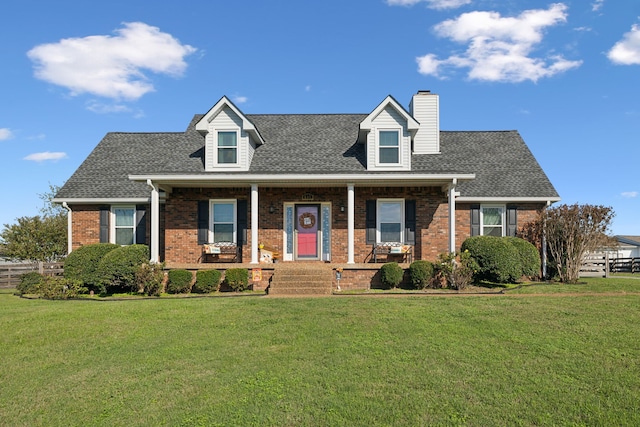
[224,268,249,292]
[166,269,193,294]
[380,262,404,289]
[434,251,478,290]
[504,237,541,279]
[37,276,87,299]
[461,236,521,283]
[192,270,221,293]
[96,244,149,293]
[409,260,434,289]
[16,272,44,295]
[64,243,119,291]
[135,262,165,296]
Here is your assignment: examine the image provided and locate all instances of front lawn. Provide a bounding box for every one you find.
[1,279,639,426]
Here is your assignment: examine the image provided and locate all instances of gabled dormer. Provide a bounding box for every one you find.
[358,95,419,171]
[195,96,265,172]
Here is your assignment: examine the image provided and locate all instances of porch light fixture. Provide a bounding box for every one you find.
[340,202,345,212]
[269,203,275,214]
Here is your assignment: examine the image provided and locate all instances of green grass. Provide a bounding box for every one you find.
[1,279,639,426]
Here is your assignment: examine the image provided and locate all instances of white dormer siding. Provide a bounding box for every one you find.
[365,106,411,171]
[196,96,264,172]
[410,90,440,154]
[203,106,254,171]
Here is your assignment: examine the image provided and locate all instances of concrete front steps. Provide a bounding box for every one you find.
[268,263,334,295]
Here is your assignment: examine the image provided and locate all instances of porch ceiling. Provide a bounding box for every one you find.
[129,173,476,190]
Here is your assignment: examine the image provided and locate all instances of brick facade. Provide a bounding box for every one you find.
[70,188,546,266]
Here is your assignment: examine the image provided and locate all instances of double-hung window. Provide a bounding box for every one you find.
[210,200,236,243]
[378,199,404,243]
[113,206,135,245]
[378,130,400,164]
[217,131,238,165]
[481,206,504,237]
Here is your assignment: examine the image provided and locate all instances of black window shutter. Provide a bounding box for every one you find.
[470,204,480,236]
[237,199,248,246]
[365,200,376,245]
[506,206,517,237]
[404,200,416,245]
[136,205,146,245]
[197,200,209,245]
[99,206,109,243]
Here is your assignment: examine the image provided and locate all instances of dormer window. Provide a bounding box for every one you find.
[379,130,400,164]
[216,131,238,165]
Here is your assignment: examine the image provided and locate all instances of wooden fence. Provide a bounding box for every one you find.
[0,262,64,288]
[579,253,610,278]
[609,257,640,274]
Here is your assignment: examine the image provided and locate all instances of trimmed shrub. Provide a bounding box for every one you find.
[409,260,434,290]
[37,277,87,299]
[380,262,403,289]
[504,237,541,279]
[193,270,221,293]
[96,244,149,293]
[135,262,165,296]
[64,243,119,291]
[224,268,249,292]
[16,272,45,295]
[166,269,193,294]
[461,236,521,283]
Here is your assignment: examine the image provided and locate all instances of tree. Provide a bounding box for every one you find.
[0,184,67,262]
[524,204,615,283]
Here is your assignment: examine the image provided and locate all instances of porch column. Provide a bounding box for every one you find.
[62,202,72,254]
[347,184,355,264]
[251,184,259,264]
[147,179,160,263]
[448,179,459,253]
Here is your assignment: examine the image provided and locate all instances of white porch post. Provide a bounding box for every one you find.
[448,179,459,253]
[147,179,160,263]
[347,184,355,264]
[251,184,259,264]
[62,202,72,255]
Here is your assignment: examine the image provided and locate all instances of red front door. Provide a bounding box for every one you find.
[296,205,319,259]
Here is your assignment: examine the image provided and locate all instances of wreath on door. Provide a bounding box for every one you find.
[299,212,316,229]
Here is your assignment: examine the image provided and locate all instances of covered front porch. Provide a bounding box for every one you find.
[130,173,475,266]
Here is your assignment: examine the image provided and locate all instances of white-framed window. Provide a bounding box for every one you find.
[111,206,136,245]
[481,205,505,237]
[216,130,238,165]
[210,200,237,243]
[377,199,404,243]
[377,129,400,164]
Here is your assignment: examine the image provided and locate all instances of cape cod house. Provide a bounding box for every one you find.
[54,90,559,290]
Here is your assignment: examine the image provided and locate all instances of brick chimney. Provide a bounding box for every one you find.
[410,90,440,154]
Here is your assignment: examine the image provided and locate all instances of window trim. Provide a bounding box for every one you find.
[110,205,136,245]
[480,204,505,237]
[209,199,237,244]
[376,198,404,244]
[213,129,240,168]
[375,128,402,166]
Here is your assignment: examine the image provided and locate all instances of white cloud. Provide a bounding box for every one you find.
[0,128,13,141]
[232,96,248,104]
[608,24,640,65]
[27,22,196,101]
[387,0,471,10]
[86,101,133,114]
[417,3,582,82]
[592,0,605,12]
[23,152,68,162]
[621,191,638,198]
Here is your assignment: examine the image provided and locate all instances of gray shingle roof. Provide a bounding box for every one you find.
[56,113,559,200]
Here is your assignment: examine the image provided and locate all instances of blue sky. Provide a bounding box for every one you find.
[1,0,639,235]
